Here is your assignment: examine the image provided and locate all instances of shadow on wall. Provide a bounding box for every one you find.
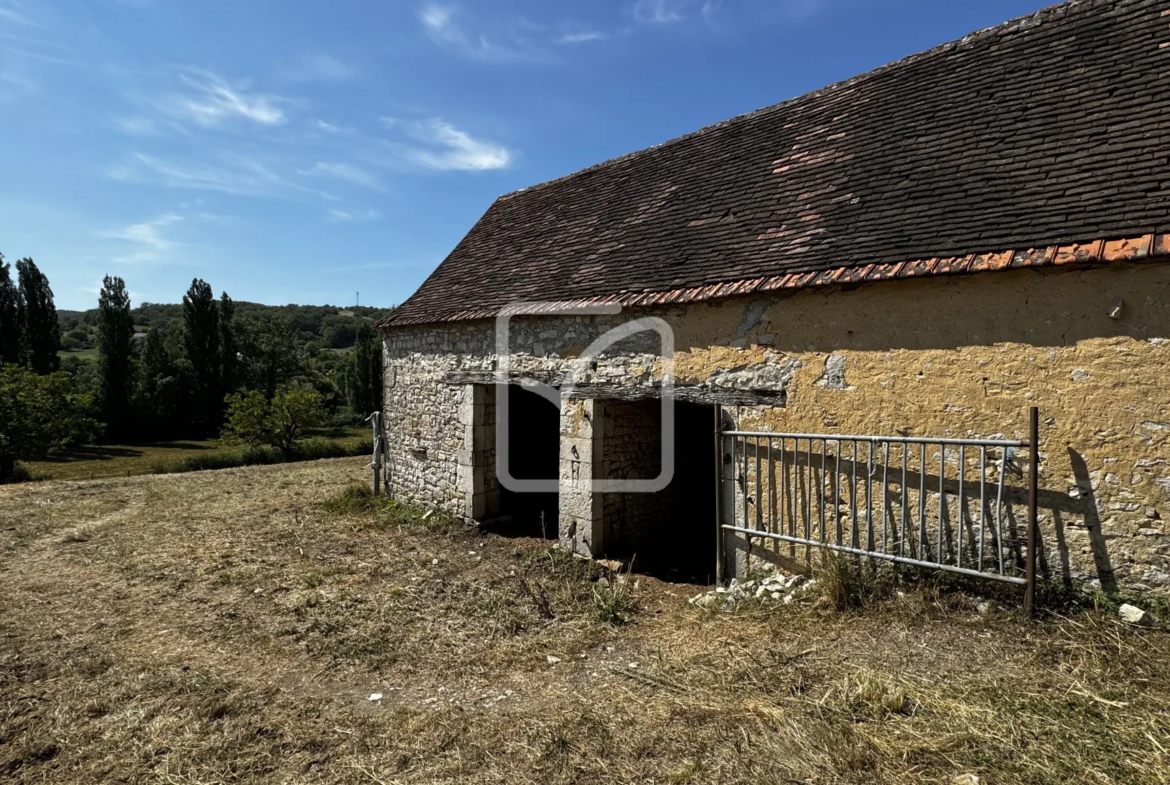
[1062,447,1119,594]
[383,265,1169,359]
[727,441,1118,593]
[676,265,1170,355]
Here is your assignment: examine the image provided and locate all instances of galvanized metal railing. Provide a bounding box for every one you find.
[715,408,1040,610]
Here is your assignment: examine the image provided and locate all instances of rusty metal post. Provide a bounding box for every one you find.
[1025,406,1039,616]
[714,404,725,586]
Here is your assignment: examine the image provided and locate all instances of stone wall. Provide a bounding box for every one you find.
[599,399,669,558]
[383,262,1170,596]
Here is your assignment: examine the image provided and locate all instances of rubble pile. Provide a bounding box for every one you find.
[688,573,818,612]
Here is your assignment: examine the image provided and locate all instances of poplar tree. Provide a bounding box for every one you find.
[182,279,221,434]
[346,321,384,416]
[0,255,24,366]
[97,275,135,438]
[15,258,59,374]
[219,291,238,397]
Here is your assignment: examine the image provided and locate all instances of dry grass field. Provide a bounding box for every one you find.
[1,458,1167,784]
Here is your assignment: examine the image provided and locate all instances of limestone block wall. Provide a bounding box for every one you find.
[383,262,1170,596]
[559,398,601,557]
[382,313,672,517]
[599,399,669,557]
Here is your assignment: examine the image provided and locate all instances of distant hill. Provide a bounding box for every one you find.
[57,302,394,354]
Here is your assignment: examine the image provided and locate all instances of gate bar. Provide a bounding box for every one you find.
[724,430,1028,449]
[1025,406,1040,615]
[721,525,1028,585]
[714,405,724,586]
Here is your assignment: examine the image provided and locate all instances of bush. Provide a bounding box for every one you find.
[0,462,44,485]
[145,438,368,478]
[222,385,326,455]
[149,445,283,475]
[297,436,371,461]
[0,365,100,481]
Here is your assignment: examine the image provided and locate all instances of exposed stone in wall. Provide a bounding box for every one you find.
[815,354,855,390]
[709,354,800,393]
[383,263,1170,596]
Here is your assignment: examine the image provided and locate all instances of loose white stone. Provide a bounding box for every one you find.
[1119,603,1154,627]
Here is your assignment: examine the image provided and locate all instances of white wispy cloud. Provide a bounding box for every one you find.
[298,161,382,190]
[100,213,184,264]
[417,3,539,62]
[0,3,36,27]
[558,29,607,44]
[419,3,458,42]
[326,208,381,224]
[103,213,183,249]
[108,152,326,199]
[111,116,161,135]
[313,118,354,135]
[165,71,286,128]
[389,118,511,171]
[0,44,74,65]
[283,53,357,82]
[633,0,687,24]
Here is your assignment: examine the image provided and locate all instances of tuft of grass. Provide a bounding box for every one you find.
[816,552,900,611]
[591,570,638,626]
[321,484,464,536]
[837,670,917,719]
[321,483,384,514]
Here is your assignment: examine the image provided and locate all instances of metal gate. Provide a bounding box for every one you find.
[715,408,1040,611]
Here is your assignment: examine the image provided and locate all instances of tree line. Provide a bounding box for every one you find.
[0,253,387,482]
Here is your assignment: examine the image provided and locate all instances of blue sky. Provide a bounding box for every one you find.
[0,0,1048,311]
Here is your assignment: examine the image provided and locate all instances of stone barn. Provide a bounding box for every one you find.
[378,0,1170,596]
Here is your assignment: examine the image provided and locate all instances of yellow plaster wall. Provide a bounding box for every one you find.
[668,263,1170,593]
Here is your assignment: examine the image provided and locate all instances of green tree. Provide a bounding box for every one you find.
[16,258,60,374]
[219,291,238,397]
[96,275,135,439]
[136,322,191,438]
[0,254,24,366]
[222,385,325,455]
[182,279,221,434]
[345,321,384,416]
[239,315,301,400]
[0,365,100,481]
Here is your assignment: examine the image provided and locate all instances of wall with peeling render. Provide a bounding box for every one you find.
[383,262,1170,596]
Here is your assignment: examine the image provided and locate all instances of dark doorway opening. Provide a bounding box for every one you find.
[645,401,718,584]
[602,400,718,585]
[493,384,560,539]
